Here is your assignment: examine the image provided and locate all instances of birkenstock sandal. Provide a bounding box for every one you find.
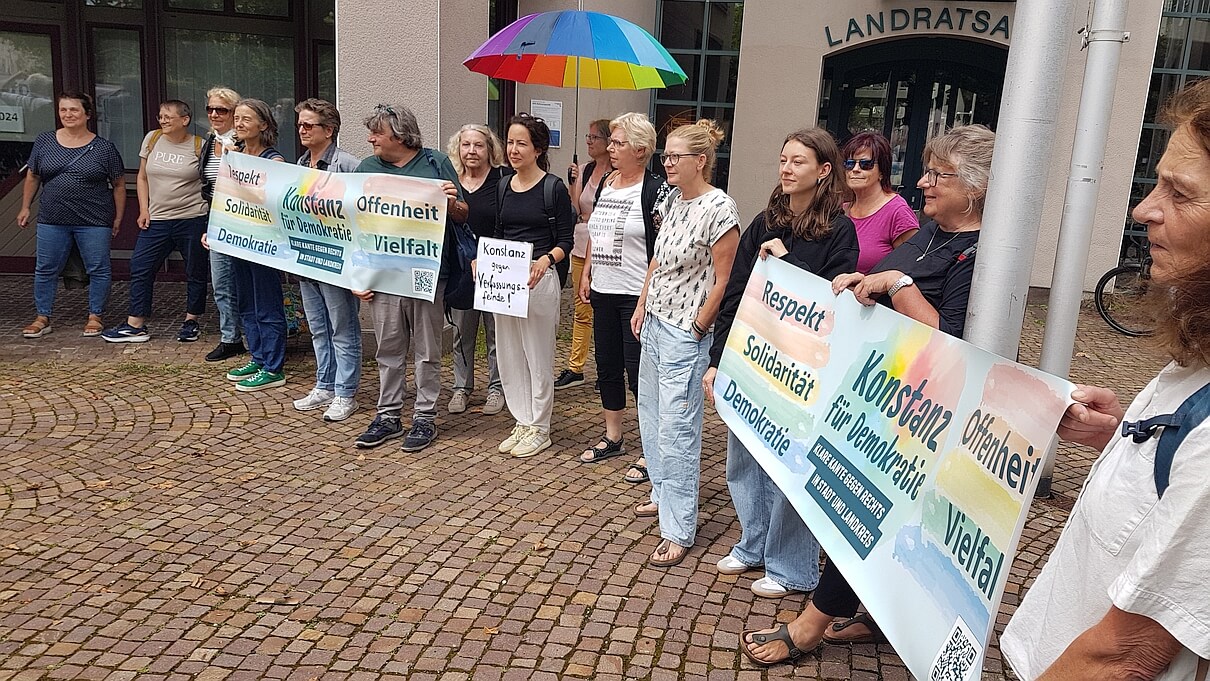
[822,612,887,645]
[740,623,818,667]
[648,539,688,568]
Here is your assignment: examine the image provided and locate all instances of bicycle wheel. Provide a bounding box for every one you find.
[1094,264,1153,337]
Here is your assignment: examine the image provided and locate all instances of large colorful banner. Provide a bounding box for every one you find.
[715,257,1072,681]
[207,152,448,301]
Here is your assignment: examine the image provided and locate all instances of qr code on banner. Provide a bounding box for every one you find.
[413,268,436,295]
[929,617,982,681]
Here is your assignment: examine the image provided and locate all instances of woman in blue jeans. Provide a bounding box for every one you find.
[18,91,126,339]
[630,119,739,568]
[703,128,859,598]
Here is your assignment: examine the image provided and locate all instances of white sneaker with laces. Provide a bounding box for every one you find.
[323,396,359,422]
[448,389,469,414]
[483,389,505,415]
[293,387,335,411]
[751,575,803,598]
[511,429,552,458]
[717,554,759,575]
[498,424,531,453]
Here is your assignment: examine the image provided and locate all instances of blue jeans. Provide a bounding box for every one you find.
[638,313,711,548]
[726,431,821,592]
[210,251,241,343]
[127,216,209,318]
[300,280,361,397]
[34,224,112,317]
[232,259,285,374]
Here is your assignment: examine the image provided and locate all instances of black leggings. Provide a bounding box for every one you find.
[591,291,640,412]
[812,558,862,619]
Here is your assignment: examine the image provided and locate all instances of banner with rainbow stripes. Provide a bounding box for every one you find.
[207,152,448,301]
[715,256,1073,681]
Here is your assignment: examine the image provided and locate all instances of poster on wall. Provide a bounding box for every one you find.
[714,257,1073,681]
[207,153,449,301]
[529,99,563,147]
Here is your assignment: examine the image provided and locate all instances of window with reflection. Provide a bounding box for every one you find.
[92,28,144,170]
[654,1,743,188]
[0,31,56,184]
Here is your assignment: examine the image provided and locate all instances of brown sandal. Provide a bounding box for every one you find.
[83,314,103,337]
[22,316,52,339]
[648,539,688,568]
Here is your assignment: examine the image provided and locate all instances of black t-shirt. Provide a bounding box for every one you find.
[465,166,508,239]
[870,220,979,338]
[495,173,576,256]
[710,211,860,368]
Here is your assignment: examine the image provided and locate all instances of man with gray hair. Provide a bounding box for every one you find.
[351,104,468,452]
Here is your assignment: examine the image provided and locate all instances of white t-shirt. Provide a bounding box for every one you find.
[645,187,739,332]
[588,180,647,296]
[1001,361,1210,680]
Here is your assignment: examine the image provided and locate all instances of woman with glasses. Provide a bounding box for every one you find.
[705,128,858,598]
[576,113,668,469]
[555,119,614,391]
[631,119,740,568]
[841,131,918,273]
[199,86,246,362]
[739,125,995,666]
[492,114,577,459]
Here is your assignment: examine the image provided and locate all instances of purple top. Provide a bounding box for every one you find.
[848,193,918,273]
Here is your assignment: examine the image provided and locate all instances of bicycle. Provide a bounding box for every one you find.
[1094,231,1153,337]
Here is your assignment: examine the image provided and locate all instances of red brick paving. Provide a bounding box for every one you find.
[0,277,1169,679]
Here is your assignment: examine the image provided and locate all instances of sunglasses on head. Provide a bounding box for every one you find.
[206,106,231,115]
[843,159,877,171]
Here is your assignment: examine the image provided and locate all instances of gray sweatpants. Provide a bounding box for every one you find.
[369,289,444,418]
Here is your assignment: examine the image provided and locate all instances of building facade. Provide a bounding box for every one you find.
[0,0,1192,291]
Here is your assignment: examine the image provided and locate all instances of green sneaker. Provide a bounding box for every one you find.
[226,361,261,381]
[235,370,286,392]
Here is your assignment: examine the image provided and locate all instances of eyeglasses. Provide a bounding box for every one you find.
[922,168,960,187]
[585,133,607,142]
[606,138,629,148]
[843,159,876,171]
[661,152,700,165]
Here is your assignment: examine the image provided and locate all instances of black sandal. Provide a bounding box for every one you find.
[623,462,649,484]
[740,623,817,667]
[579,433,625,464]
[822,612,887,645]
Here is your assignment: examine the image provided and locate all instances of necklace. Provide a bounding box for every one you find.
[916,227,963,261]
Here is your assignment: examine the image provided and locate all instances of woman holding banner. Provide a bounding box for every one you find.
[201,86,247,362]
[703,128,858,598]
[221,99,288,392]
[1000,79,1210,681]
[491,113,577,459]
[631,119,740,569]
[740,124,994,665]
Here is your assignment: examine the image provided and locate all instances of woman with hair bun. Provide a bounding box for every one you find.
[631,119,740,568]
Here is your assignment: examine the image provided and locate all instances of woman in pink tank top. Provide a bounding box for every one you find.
[842,131,918,273]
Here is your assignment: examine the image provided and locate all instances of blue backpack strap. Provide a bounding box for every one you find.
[1124,381,1210,498]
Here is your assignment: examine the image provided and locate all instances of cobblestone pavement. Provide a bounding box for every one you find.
[0,277,1169,681]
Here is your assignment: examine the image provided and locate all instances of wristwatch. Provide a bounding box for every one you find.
[887,274,914,297]
[545,253,557,267]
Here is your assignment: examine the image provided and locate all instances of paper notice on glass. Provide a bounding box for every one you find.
[474,237,533,318]
[530,99,563,147]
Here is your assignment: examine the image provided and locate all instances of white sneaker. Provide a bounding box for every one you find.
[717,554,759,575]
[498,424,530,453]
[323,396,359,422]
[293,387,335,411]
[751,575,803,598]
[511,429,552,458]
[448,389,469,414]
[483,389,505,415]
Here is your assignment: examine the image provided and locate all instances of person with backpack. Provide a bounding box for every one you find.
[350,104,467,452]
[289,98,363,422]
[489,113,576,459]
[555,118,613,391]
[102,99,209,344]
[1000,79,1210,681]
[18,91,126,340]
[445,124,508,417]
[575,113,667,471]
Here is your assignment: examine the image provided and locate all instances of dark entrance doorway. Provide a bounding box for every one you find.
[821,37,1007,209]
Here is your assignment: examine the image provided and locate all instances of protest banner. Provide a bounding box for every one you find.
[207,152,448,301]
[474,237,532,318]
[714,257,1073,681]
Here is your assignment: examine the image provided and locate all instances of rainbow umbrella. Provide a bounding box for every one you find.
[464,11,687,90]
[464,10,686,164]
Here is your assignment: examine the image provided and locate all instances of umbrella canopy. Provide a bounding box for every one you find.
[464,11,687,90]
